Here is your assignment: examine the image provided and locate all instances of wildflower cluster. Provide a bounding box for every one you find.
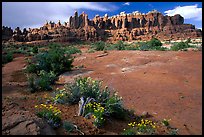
[85,102,105,127]
[123,119,157,135]
[35,103,61,128]
[52,88,68,104]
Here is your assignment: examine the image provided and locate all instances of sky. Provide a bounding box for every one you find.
[2,2,202,30]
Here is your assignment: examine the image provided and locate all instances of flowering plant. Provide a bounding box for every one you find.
[123,119,157,135]
[84,102,105,127]
[35,103,61,128]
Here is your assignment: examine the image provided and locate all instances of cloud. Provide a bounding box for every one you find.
[164,4,202,21]
[148,4,154,8]
[2,2,117,29]
[123,2,130,6]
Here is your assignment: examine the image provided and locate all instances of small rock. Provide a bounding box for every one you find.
[141,111,150,118]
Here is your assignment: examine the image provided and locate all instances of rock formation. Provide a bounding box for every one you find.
[2,100,56,135]
[2,10,202,43]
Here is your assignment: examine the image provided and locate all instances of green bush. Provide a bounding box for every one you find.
[105,92,126,119]
[53,77,127,120]
[115,40,126,50]
[28,71,57,92]
[125,45,140,50]
[84,102,105,127]
[26,64,38,73]
[91,41,106,51]
[139,44,150,51]
[28,74,38,93]
[137,38,166,51]
[148,38,162,47]
[30,45,73,75]
[185,38,191,44]
[64,46,82,55]
[31,46,38,53]
[2,52,13,64]
[26,44,73,92]
[63,121,75,133]
[60,77,102,104]
[35,103,61,128]
[170,42,192,51]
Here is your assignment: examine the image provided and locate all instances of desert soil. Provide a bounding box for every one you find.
[2,48,202,135]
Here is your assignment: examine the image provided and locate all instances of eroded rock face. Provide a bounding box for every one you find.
[2,10,202,43]
[2,100,56,135]
[2,26,13,41]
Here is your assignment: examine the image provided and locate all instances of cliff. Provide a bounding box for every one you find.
[2,10,202,43]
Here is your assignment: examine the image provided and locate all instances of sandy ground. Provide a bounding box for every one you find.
[2,49,202,135]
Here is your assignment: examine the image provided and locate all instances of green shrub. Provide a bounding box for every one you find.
[139,44,150,51]
[35,104,61,128]
[122,119,157,135]
[87,49,96,53]
[31,46,38,53]
[125,45,140,50]
[148,38,162,47]
[91,41,106,51]
[170,42,192,51]
[115,40,126,50]
[64,46,82,55]
[53,77,127,121]
[63,121,75,133]
[28,71,57,92]
[137,38,166,51]
[104,92,126,119]
[28,74,38,93]
[60,77,102,104]
[2,52,13,64]
[29,45,73,75]
[26,64,39,73]
[26,43,73,92]
[84,102,105,127]
[185,38,191,44]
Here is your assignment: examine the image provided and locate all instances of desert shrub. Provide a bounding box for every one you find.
[170,42,192,51]
[35,70,56,91]
[57,77,102,105]
[185,38,191,44]
[147,38,162,47]
[31,46,38,53]
[150,46,168,51]
[114,40,126,50]
[104,44,117,50]
[28,71,56,92]
[122,119,157,135]
[28,74,38,93]
[48,43,61,49]
[35,104,61,128]
[125,45,140,50]
[26,64,39,73]
[26,44,73,92]
[87,49,96,53]
[2,52,13,64]
[104,92,126,119]
[64,46,82,55]
[52,88,69,104]
[138,38,167,51]
[63,121,75,133]
[84,102,106,127]
[53,77,128,126]
[91,41,106,51]
[29,45,73,75]
[139,44,150,51]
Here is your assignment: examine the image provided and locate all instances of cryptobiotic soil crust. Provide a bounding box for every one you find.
[2,48,202,135]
